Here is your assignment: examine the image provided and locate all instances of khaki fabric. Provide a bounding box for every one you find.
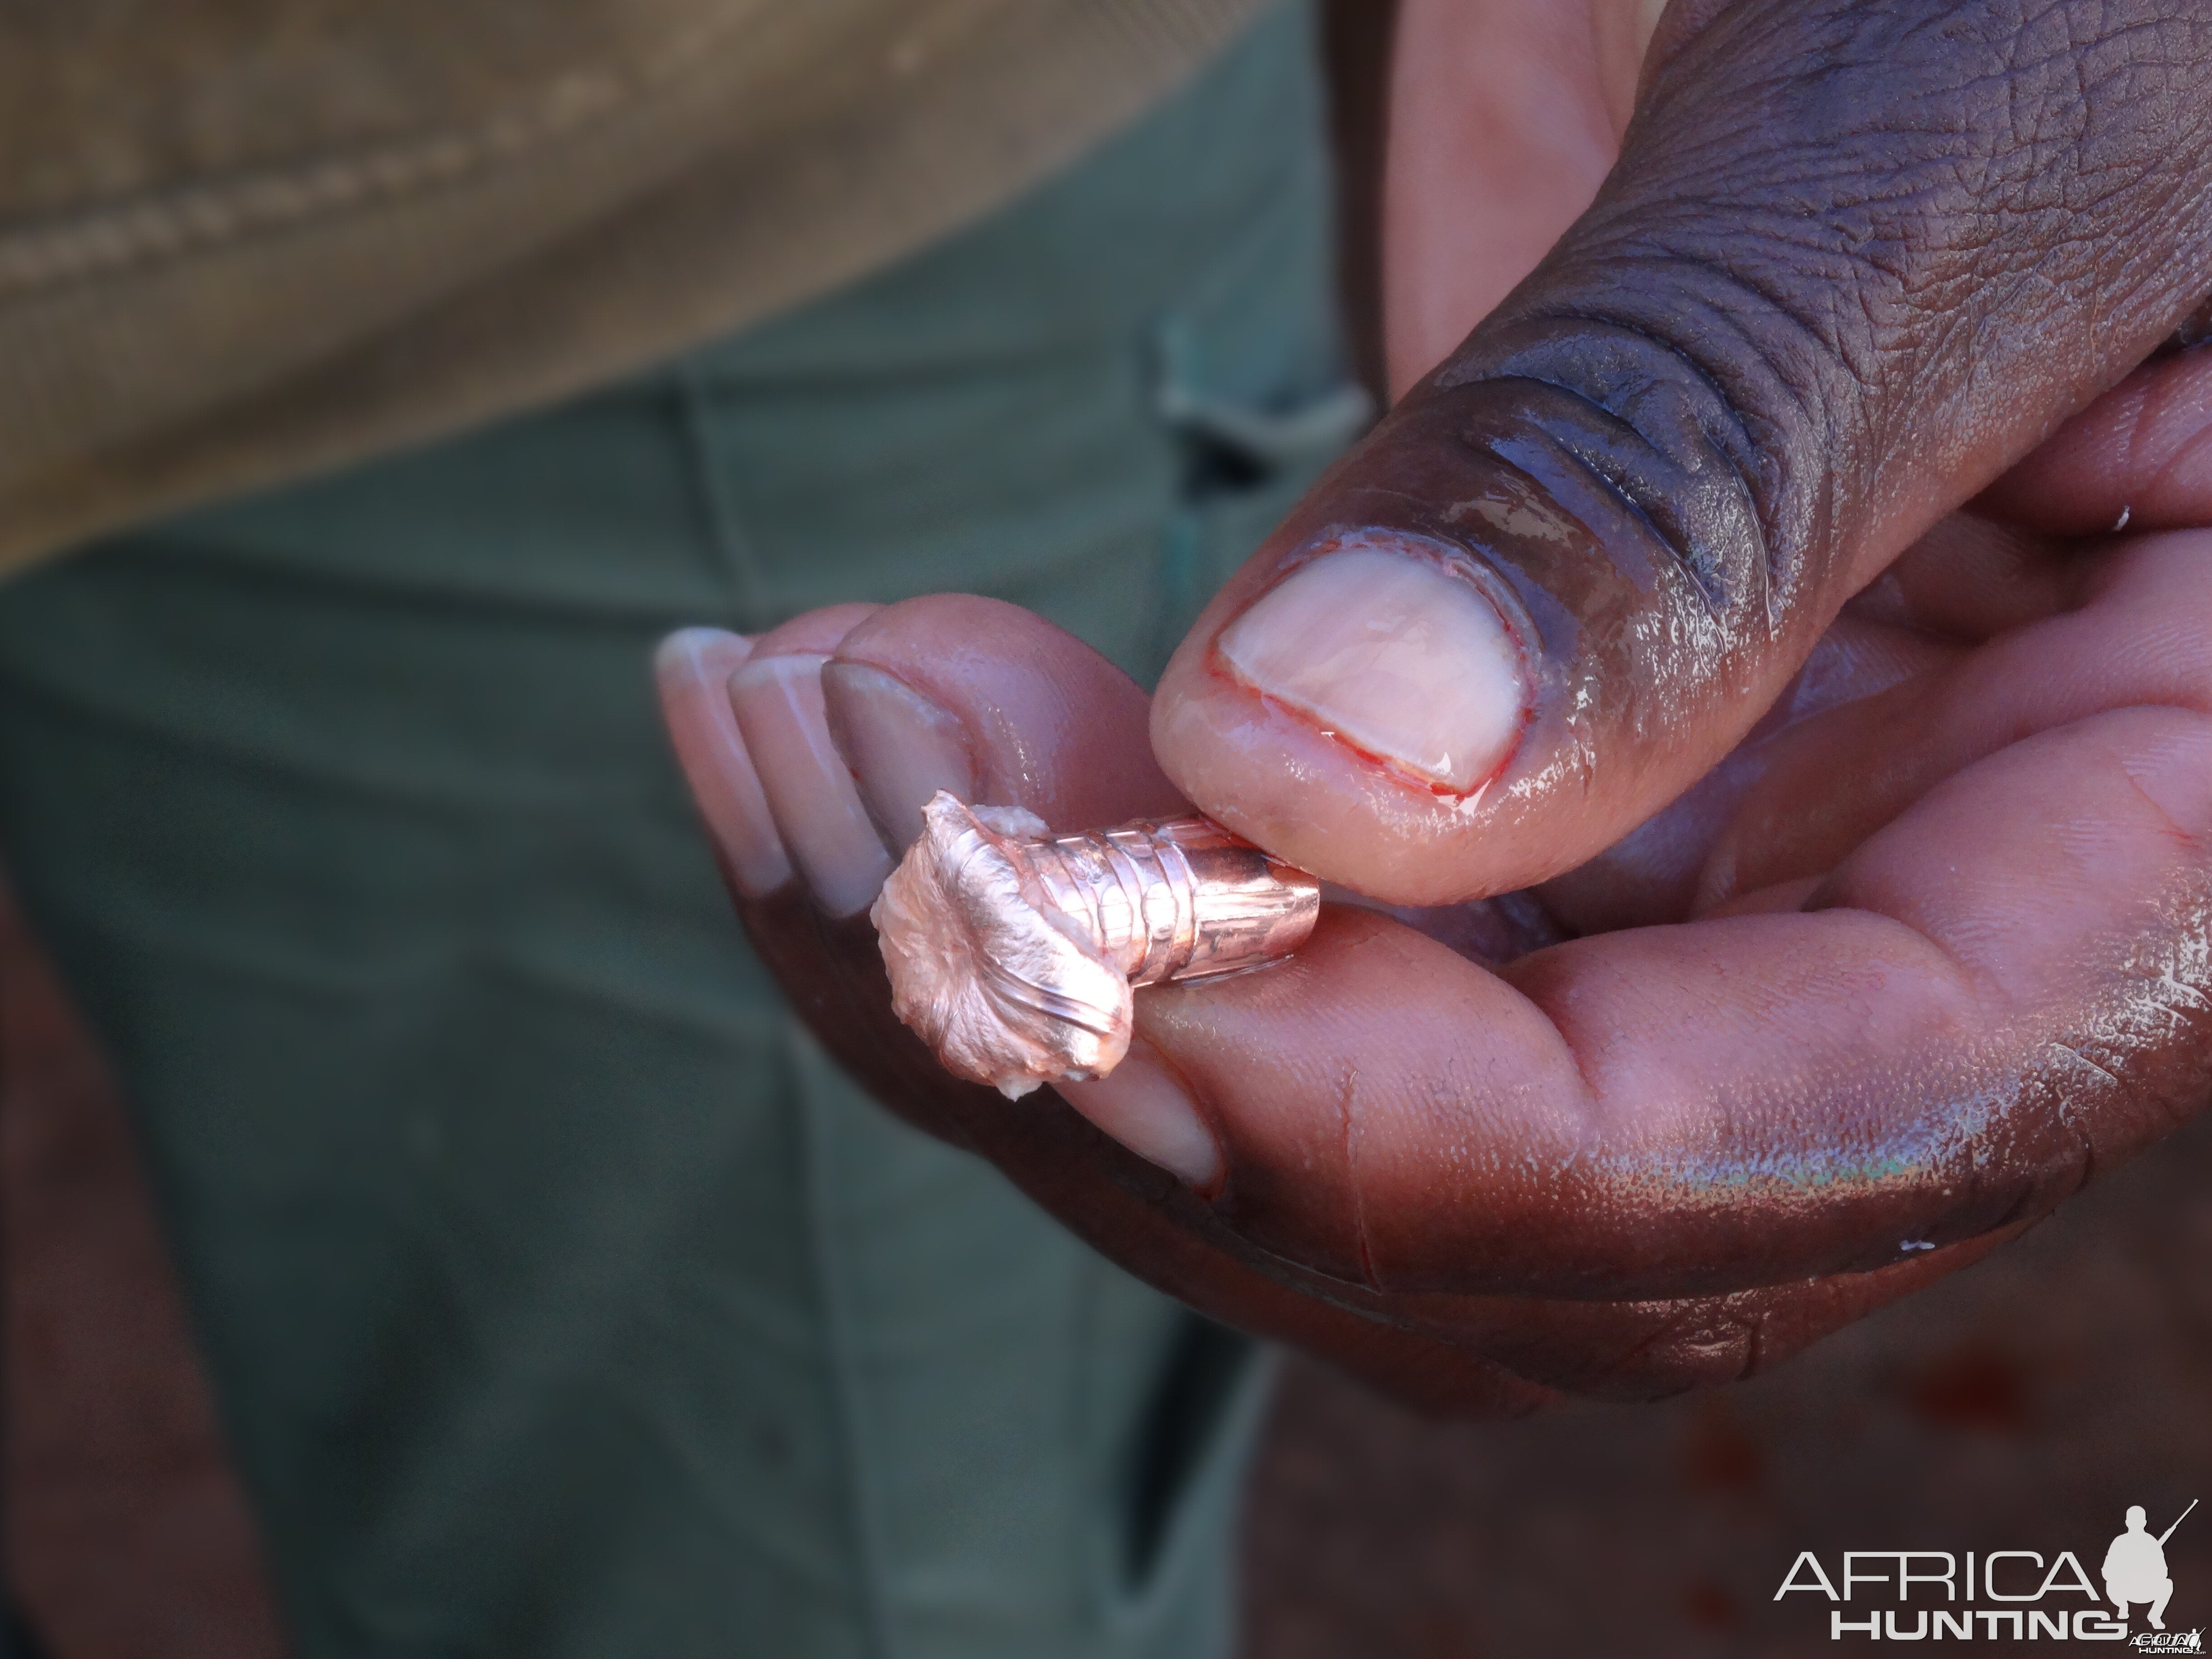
[0,0,1266,576]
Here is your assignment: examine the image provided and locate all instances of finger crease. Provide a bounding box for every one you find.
[1337,1064,1381,1294]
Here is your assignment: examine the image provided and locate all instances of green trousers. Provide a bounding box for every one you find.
[0,8,1362,1654]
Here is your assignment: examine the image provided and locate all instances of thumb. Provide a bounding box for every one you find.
[1153,0,2212,905]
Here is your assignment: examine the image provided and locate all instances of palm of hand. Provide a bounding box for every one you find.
[659,0,2212,1410]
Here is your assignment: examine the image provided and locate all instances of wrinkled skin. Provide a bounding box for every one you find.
[662,0,2212,1411]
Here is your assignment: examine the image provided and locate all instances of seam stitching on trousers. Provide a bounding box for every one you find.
[676,363,775,631]
[795,1029,909,1659]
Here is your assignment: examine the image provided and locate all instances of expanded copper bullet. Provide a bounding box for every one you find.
[872,792,1320,1097]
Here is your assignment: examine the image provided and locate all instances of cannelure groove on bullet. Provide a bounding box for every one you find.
[872,791,1320,1098]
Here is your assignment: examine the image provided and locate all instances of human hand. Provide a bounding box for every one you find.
[655,0,2212,1408]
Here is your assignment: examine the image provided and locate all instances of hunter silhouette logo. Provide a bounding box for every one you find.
[2106,1501,2191,1631]
[1775,1498,2200,1642]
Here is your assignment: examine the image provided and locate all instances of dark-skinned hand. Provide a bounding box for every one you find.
[655,0,2212,1412]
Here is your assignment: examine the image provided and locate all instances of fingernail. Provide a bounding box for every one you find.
[654,628,793,896]
[1056,1045,1223,1190]
[729,654,893,916]
[1216,544,1527,792]
[821,662,977,853]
